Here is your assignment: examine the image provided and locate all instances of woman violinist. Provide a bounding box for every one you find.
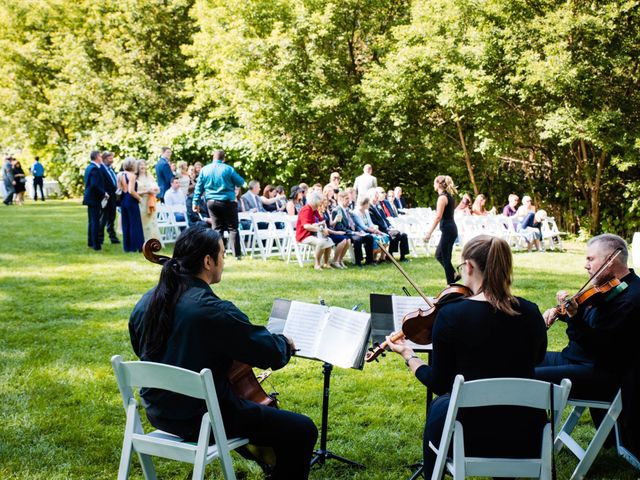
[129,226,317,479]
[386,235,548,478]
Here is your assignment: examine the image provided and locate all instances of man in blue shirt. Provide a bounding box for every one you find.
[31,156,45,201]
[155,147,174,202]
[193,150,245,258]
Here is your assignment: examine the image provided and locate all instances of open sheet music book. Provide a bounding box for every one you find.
[267,299,371,369]
[391,295,433,350]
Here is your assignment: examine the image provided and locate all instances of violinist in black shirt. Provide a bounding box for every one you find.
[129,227,317,479]
[386,235,548,478]
[535,234,640,446]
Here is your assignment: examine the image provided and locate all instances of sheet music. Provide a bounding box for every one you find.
[282,301,328,358]
[314,307,371,369]
[391,295,433,349]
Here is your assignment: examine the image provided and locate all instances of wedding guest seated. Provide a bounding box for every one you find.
[286,185,305,215]
[376,187,397,217]
[311,183,323,193]
[295,191,335,270]
[164,177,187,223]
[319,196,351,269]
[345,187,356,210]
[327,171,341,192]
[322,184,338,211]
[503,194,519,217]
[455,193,472,215]
[520,209,547,252]
[261,184,285,212]
[333,191,374,267]
[185,185,212,228]
[471,194,489,216]
[275,185,287,211]
[352,196,389,262]
[393,186,407,211]
[369,189,410,261]
[516,195,536,220]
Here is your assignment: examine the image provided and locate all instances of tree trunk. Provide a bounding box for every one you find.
[456,120,478,196]
[591,150,607,234]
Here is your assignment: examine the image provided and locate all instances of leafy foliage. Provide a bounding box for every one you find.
[0,0,639,235]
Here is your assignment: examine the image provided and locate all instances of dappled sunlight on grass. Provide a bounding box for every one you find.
[1,201,638,479]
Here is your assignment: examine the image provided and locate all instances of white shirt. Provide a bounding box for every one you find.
[164,188,186,207]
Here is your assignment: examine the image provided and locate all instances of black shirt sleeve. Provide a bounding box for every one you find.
[414,308,457,395]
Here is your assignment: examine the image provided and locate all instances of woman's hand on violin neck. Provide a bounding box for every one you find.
[385,335,412,356]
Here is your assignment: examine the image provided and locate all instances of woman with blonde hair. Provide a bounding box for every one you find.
[135,160,161,242]
[424,175,459,284]
[471,194,489,216]
[386,235,547,479]
[176,161,191,196]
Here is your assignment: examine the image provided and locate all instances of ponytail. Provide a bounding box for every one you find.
[462,235,519,316]
[142,227,222,359]
[435,175,458,196]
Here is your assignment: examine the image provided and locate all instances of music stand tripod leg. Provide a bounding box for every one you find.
[310,362,365,469]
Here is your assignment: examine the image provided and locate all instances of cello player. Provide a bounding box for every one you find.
[129,226,317,479]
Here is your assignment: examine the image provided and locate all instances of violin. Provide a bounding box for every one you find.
[365,245,472,362]
[549,248,623,323]
[142,239,278,408]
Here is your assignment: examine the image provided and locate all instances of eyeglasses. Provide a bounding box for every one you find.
[455,261,467,274]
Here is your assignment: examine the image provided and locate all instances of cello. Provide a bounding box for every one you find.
[366,244,472,362]
[142,238,278,407]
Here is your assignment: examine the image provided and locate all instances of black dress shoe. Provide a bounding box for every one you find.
[111,239,121,244]
[399,257,410,262]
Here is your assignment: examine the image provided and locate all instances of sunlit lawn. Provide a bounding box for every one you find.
[0,200,637,479]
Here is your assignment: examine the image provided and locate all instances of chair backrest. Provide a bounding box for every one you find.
[433,375,571,480]
[111,355,230,448]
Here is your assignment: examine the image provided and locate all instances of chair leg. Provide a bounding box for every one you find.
[137,452,157,480]
[570,392,623,480]
[555,405,586,453]
[117,439,133,480]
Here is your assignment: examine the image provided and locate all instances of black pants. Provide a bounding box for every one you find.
[535,351,619,441]
[33,176,45,200]
[99,202,118,244]
[207,200,241,257]
[151,405,317,480]
[388,230,410,259]
[436,220,457,284]
[351,234,374,265]
[87,205,102,250]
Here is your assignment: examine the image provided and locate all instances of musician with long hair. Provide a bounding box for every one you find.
[387,235,547,478]
[424,175,459,284]
[129,226,317,479]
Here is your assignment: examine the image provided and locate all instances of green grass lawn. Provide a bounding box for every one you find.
[0,200,637,479]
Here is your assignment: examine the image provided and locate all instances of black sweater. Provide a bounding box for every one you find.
[129,277,292,426]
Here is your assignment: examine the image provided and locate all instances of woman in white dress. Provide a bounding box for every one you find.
[176,160,191,196]
[135,160,161,241]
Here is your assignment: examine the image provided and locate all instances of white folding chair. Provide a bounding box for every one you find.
[111,355,249,480]
[237,212,255,256]
[156,203,178,245]
[554,389,628,480]
[283,216,313,267]
[431,375,571,480]
[167,203,188,232]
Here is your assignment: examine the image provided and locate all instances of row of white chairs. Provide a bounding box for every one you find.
[154,206,568,261]
[111,356,638,480]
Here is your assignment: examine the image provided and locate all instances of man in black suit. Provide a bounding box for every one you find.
[334,191,374,267]
[394,186,407,211]
[83,151,108,251]
[368,189,410,261]
[98,151,120,245]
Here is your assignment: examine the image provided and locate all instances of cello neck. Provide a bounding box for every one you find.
[379,244,433,307]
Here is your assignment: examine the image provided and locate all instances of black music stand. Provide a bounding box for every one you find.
[266,299,366,471]
[310,361,364,469]
[369,293,433,480]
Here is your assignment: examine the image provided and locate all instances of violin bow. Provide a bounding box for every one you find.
[378,244,434,308]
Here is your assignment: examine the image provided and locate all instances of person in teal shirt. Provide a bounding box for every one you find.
[31,156,45,201]
[192,150,245,258]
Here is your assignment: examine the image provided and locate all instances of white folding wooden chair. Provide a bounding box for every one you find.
[237,212,255,256]
[111,355,249,480]
[283,216,313,267]
[156,203,178,245]
[167,204,188,232]
[431,375,571,480]
[554,389,629,480]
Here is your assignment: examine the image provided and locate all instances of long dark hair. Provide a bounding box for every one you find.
[142,226,222,359]
[462,235,519,316]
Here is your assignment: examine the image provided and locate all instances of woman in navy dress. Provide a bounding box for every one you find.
[119,157,145,252]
